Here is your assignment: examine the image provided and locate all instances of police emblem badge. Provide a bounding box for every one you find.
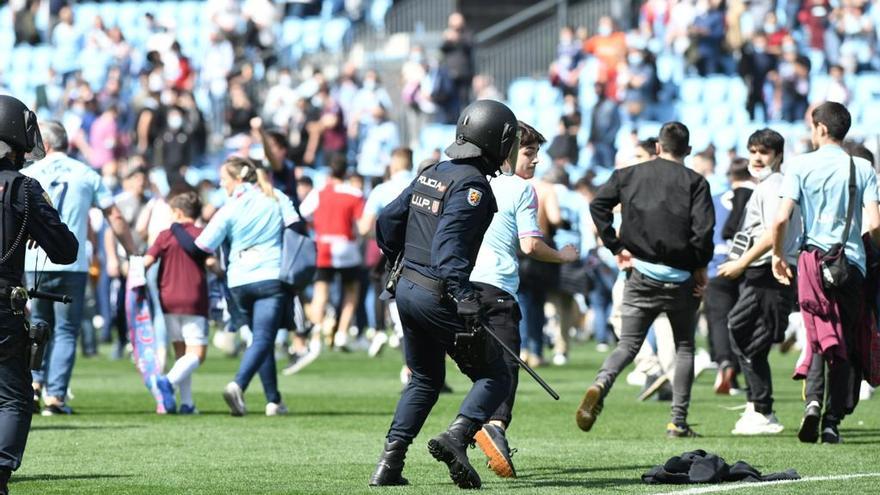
[467,188,482,206]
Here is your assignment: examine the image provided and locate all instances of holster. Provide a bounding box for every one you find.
[27,320,51,371]
[450,321,499,375]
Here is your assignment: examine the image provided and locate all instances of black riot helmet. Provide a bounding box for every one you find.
[0,95,46,169]
[445,100,519,174]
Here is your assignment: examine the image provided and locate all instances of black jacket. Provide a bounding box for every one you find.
[589,158,715,272]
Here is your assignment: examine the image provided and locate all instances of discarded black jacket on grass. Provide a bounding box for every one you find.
[642,450,800,484]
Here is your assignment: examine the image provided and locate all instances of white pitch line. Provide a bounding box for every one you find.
[651,472,880,495]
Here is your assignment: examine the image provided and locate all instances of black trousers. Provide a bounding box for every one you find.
[704,276,741,368]
[0,309,32,471]
[474,283,522,427]
[804,264,863,427]
[727,265,796,414]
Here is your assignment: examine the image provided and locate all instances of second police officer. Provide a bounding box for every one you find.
[0,95,78,495]
[369,100,520,489]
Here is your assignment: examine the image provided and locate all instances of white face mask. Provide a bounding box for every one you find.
[748,164,773,181]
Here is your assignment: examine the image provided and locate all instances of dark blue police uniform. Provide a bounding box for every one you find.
[376,158,511,444]
[0,162,77,477]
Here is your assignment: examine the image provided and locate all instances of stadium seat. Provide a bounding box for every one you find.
[507,78,535,108]
[322,18,351,53]
[679,77,703,104]
[655,53,676,83]
[282,18,303,45]
[419,124,456,154]
[534,80,561,108]
[300,19,324,53]
[727,78,747,107]
[689,126,711,152]
[536,107,562,142]
[705,105,732,127]
[368,0,392,31]
[635,120,662,140]
[677,102,706,130]
[853,72,880,104]
[712,126,739,152]
[858,101,880,128]
[702,76,730,105]
[614,123,634,149]
[809,73,830,103]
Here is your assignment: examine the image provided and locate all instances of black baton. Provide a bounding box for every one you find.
[28,289,72,304]
[478,319,560,401]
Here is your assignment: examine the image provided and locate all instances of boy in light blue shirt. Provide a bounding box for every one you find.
[469,122,577,479]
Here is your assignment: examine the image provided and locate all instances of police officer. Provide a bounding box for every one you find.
[369,100,519,489]
[0,95,78,494]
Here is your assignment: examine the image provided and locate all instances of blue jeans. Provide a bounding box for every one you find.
[28,272,88,399]
[517,286,546,359]
[230,280,284,404]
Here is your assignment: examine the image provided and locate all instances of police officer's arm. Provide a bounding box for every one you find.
[432,178,492,301]
[25,180,77,265]
[588,170,623,254]
[376,183,413,261]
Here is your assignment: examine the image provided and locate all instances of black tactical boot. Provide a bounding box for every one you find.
[427,415,482,489]
[369,439,409,486]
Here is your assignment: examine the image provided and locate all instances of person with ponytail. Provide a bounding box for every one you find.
[195,156,301,416]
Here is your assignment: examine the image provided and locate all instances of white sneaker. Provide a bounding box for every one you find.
[626,370,648,387]
[860,380,875,401]
[222,382,247,417]
[595,342,610,353]
[368,332,388,358]
[552,353,568,366]
[282,345,320,376]
[265,401,289,416]
[693,348,716,378]
[732,406,784,435]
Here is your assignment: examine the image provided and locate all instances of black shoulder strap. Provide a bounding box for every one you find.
[170,223,208,263]
[841,155,856,246]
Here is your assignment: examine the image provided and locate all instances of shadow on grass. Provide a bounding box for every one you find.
[506,477,646,489]
[31,424,141,431]
[13,474,133,482]
[521,464,652,476]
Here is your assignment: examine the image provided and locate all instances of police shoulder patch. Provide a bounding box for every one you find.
[467,188,483,207]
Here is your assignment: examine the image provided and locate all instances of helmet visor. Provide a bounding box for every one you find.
[501,128,521,176]
[24,123,46,163]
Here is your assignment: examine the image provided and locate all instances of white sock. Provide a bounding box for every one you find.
[178,376,193,407]
[167,354,201,388]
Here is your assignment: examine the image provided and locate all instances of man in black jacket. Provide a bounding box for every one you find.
[577,122,714,438]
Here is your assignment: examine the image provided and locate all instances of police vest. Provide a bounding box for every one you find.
[0,169,28,283]
[404,161,485,267]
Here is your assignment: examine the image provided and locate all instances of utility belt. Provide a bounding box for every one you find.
[0,283,62,370]
[401,267,446,296]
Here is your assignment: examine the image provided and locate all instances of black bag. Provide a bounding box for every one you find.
[819,156,857,290]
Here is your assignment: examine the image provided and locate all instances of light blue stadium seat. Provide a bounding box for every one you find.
[713,126,739,152]
[809,74,830,103]
[854,72,880,103]
[614,123,634,149]
[300,18,324,53]
[655,53,677,83]
[420,124,456,153]
[689,126,711,152]
[507,78,536,108]
[727,78,747,106]
[534,80,561,108]
[705,106,732,127]
[679,77,703,104]
[369,0,392,31]
[282,18,303,45]
[635,121,662,140]
[535,107,562,141]
[859,101,880,128]
[677,102,706,130]
[702,76,730,105]
[731,107,750,126]
[322,17,351,53]
[510,106,535,127]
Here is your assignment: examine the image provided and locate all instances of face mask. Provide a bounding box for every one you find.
[627,53,643,66]
[362,79,377,91]
[748,164,773,181]
[167,113,183,130]
[754,44,766,54]
[598,25,612,36]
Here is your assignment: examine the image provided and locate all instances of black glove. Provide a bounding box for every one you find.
[456,295,482,329]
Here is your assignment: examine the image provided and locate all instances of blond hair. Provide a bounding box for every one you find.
[223,156,276,199]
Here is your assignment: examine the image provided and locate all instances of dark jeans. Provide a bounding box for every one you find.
[386,278,510,444]
[804,264,863,427]
[230,280,285,404]
[28,272,88,398]
[0,309,32,471]
[518,286,546,358]
[595,270,700,424]
[727,266,796,414]
[704,275,740,368]
[474,283,522,427]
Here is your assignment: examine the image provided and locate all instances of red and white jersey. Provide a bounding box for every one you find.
[300,182,365,269]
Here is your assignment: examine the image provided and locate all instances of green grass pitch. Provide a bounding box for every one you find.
[16,341,880,494]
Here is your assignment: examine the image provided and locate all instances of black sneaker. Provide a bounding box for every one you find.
[474,424,517,479]
[798,402,821,443]
[821,425,842,444]
[666,422,700,438]
[575,383,604,432]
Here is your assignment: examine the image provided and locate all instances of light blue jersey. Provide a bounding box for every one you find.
[781,144,878,275]
[470,174,543,298]
[23,153,114,272]
[364,171,412,215]
[632,258,691,283]
[196,184,300,288]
